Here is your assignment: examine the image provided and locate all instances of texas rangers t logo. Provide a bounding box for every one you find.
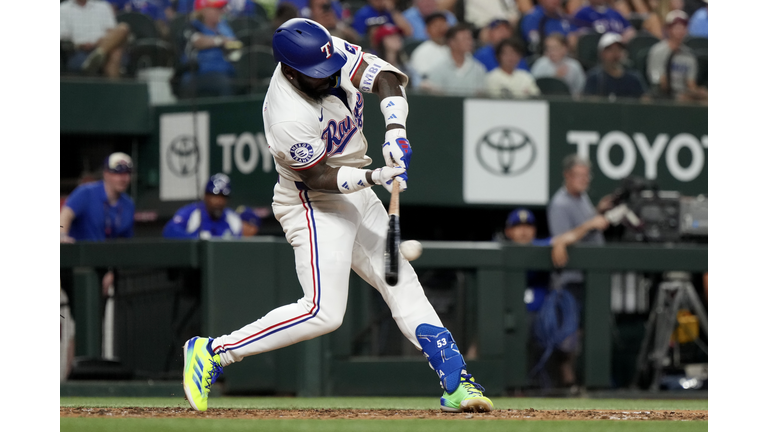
[320,42,332,59]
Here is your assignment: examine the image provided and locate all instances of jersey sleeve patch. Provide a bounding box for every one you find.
[290,143,315,164]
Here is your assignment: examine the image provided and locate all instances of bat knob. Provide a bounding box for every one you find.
[385,275,398,285]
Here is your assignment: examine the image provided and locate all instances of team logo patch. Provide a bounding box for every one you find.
[290,143,314,164]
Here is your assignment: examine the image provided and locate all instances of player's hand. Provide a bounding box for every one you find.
[588,215,610,231]
[372,166,407,193]
[382,132,412,189]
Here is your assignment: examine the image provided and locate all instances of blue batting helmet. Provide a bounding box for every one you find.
[272,18,347,79]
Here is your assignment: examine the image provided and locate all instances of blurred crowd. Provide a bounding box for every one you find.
[61,0,708,102]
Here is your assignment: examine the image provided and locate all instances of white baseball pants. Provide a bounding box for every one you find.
[212,180,443,366]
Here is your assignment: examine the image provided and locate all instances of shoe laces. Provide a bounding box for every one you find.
[205,358,223,390]
[460,373,486,396]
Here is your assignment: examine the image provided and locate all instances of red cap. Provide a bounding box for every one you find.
[194,0,228,10]
[373,24,402,48]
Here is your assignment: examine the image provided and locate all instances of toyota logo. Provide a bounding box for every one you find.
[167,135,200,177]
[476,127,537,176]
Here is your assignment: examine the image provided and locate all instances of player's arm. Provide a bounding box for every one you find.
[351,55,412,186]
[294,155,404,194]
[60,206,76,243]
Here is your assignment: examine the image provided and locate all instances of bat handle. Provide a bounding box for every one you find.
[389,179,400,217]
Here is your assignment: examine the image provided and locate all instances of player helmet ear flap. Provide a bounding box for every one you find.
[416,324,467,393]
[272,18,347,79]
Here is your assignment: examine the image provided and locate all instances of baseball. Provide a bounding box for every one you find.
[400,240,423,261]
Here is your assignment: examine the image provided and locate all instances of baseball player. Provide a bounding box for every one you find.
[163,173,243,239]
[182,18,493,413]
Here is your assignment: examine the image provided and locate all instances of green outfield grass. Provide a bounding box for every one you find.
[61,397,707,432]
[61,418,708,432]
[60,396,708,411]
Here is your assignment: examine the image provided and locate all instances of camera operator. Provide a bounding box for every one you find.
[545,153,614,389]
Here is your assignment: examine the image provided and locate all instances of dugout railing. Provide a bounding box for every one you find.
[60,240,707,396]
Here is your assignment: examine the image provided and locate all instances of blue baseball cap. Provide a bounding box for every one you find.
[103,152,133,173]
[506,208,536,227]
[205,173,231,196]
[237,206,262,227]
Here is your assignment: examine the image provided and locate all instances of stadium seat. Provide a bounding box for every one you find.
[685,36,707,53]
[626,34,659,67]
[61,40,76,75]
[576,32,601,71]
[169,14,191,54]
[404,39,422,57]
[126,39,176,77]
[117,12,161,41]
[633,46,652,85]
[228,16,267,35]
[535,77,571,96]
[235,45,277,94]
[236,26,273,48]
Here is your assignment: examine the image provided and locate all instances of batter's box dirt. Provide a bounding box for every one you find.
[60,407,708,421]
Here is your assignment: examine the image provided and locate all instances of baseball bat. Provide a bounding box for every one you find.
[384,180,400,286]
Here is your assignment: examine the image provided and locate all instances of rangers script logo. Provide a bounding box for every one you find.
[475,127,537,177]
[290,142,314,163]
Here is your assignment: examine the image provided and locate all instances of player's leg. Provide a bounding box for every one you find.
[184,186,358,411]
[349,189,493,413]
[212,189,357,364]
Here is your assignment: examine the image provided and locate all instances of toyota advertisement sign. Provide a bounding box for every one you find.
[463,100,549,205]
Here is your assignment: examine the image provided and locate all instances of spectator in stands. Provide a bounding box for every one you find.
[687,1,707,38]
[60,0,131,78]
[237,206,263,237]
[646,10,707,102]
[463,0,528,30]
[419,23,487,96]
[179,0,243,99]
[474,19,530,72]
[519,0,574,55]
[278,0,344,20]
[408,12,450,82]
[572,0,636,42]
[531,33,586,96]
[583,32,647,99]
[225,0,268,18]
[163,173,243,239]
[402,0,457,42]
[60,152,136,243]
[371,24,418,87]
[352,0,413,46]
[309,0,360,43]
[485,38,540,98]
[107,0,175,38]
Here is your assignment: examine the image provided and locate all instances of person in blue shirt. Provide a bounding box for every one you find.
[473,19,530,72]
[583,32,647,99]
[60,152,135,243]
[688,4,707,38]
[571,0,635,41]
[519,0,573,54]
[236,205,263,237]
[279,0,344,20]
[179,0,242,98]
[163,173,243,239]
[352,0,412,46]
[401,0,457,42]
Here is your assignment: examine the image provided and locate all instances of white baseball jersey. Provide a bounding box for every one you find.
[211,37,443,370]
[263,37,407,183]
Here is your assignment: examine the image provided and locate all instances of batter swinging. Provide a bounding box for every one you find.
[182,18,493,413]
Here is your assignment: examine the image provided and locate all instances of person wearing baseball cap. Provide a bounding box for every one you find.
[583,32,647,99]
[645,10,707,101]
[178,0,243,99]
[61,152,135,243]
[236,205,263,237]
[163,173,243,239]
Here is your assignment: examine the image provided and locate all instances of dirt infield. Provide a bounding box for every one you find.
[60,407,707,421]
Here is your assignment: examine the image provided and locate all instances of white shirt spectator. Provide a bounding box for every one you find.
[486,68,540,98]
[464,0,520,29]
[531,56,586,95]
[422,53,488,96]
[409,40,449,79]
[61,0,117,46]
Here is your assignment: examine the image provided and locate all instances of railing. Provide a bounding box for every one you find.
[60,239,707,395]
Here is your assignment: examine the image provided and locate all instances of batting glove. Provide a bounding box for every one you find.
[372,166,407,193]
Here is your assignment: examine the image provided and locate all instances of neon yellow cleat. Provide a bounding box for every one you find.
[182,337,223,412]
[439,372,494,413]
